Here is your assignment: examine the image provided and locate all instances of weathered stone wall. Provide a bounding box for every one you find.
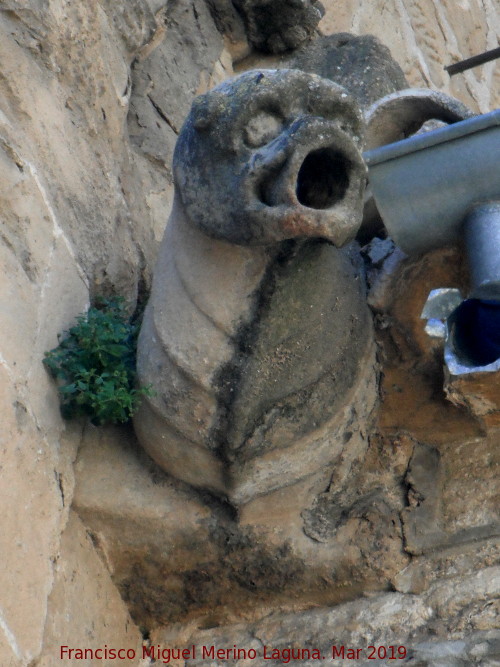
[0,1,499,665]
[320,0,500,113]
[0,1,230,663]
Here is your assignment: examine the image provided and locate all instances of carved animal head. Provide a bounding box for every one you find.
[173,69,366,247]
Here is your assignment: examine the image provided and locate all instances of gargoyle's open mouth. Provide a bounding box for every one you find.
[296,147,350,209]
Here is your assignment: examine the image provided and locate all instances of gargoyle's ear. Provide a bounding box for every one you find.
[191,91,225,131]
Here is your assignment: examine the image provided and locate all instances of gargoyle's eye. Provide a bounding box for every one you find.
[244,111,283,148]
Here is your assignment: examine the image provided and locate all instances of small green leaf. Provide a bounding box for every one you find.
[59,383,77,394]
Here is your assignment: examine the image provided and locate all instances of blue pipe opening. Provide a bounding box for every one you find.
[448,298,500,367]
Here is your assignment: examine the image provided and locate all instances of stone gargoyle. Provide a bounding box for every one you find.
[134,69,377,509]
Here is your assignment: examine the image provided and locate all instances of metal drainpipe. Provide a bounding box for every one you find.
[363,110,500,374]
[444,203,500,374]
[465,202,500,300]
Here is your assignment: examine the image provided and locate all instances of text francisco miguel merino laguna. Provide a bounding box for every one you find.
[60,643,408,662]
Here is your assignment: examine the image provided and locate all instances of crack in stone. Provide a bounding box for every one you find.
[147,94,179,134]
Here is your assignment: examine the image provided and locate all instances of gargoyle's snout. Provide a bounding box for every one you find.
[255,119,365,246]
[259,117,358,207]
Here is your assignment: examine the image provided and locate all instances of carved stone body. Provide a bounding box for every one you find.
[134,69,375,507]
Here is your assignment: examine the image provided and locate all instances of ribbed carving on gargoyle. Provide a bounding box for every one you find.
[134,69,376,508]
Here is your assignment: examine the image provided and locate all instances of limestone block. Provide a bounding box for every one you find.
[394,537,500,595]
[439,432,500,540]
[126,0,233,276]
[36,512,142,667]
[0,365,67,662]
[0,230,38,379]
[154,567,500,666]
[0,129,90,667]
[319,0,500,113]
[0,4,175,661]
[98,0,158,55]
[425,566,500,634]
[72,426,218,627]
[155,592,432,665]
[73,426,213,573]
[445,367,500,429]
[134,68,375,507]
[128,0,230,169]
[0,126,89,369]
[0,232,87,661]
[0,1,248,657]
[27,234,91,437]
[0,7,143,299]
[0,187,86,661]
[0,627,22,667]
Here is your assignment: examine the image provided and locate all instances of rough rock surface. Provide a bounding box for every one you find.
[134,68,375,507]
[445,366,500,428]
[153,567,500,666]
[233,0,325,53]
[128,0,232,171]
[318,0,500,114]
[36,512,142,666]
[365,245,499,549]
[292,33,408,108]
[1,0,499,662]
[0,0,229,662]
[74,399,410,631]
[237,0,500,113]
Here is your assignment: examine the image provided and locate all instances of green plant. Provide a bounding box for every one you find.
[44,297,152,425]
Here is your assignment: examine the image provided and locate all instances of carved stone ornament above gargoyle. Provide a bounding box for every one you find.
[133,69,376,509]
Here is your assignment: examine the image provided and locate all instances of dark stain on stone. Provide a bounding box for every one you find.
[209,239,298,466]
